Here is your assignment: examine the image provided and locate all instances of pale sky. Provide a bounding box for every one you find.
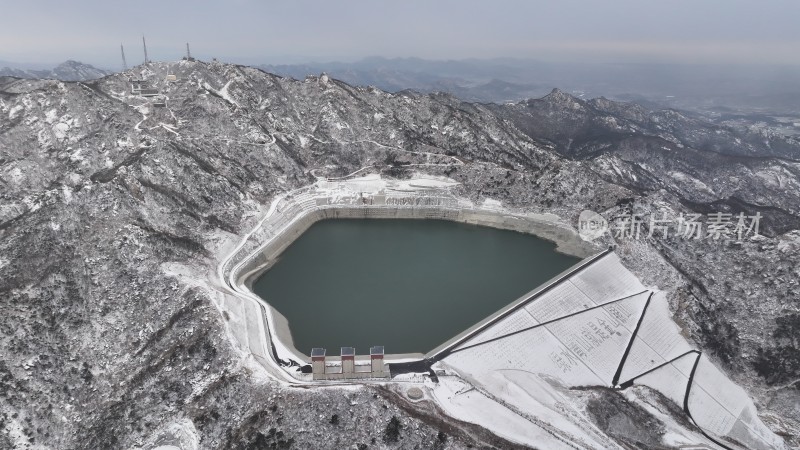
[1,0,798,68]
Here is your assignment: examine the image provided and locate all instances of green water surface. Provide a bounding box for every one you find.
[252,219,580,355]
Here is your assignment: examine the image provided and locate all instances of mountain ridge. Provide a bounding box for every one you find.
[0,60,797,448]
[0,59,112,81]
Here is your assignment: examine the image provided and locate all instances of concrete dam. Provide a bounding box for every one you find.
[216,174,785,450]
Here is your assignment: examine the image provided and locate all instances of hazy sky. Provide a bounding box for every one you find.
[2,0,798,68]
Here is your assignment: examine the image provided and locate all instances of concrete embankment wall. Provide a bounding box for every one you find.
[226,201,598,363]
[426,248,612,361]
[234,205,596,290]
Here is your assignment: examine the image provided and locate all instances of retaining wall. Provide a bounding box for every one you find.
[223,192,599,364]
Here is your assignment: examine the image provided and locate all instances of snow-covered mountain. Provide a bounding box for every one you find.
[0,60,111,81]
[261,57,800,115]
[1,60,798,448]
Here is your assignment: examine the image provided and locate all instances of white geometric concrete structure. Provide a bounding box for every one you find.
[435,252,786,450]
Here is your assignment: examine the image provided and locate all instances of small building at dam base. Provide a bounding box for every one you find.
[311,346,389,380]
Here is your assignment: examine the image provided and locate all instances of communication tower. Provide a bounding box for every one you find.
[120,44,128,70]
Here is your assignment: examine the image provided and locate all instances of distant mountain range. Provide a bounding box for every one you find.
[0,60,111,81]
[2,56,798,116]
[260,56,800,115]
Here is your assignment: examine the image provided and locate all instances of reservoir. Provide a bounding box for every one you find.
[252,219,581,355]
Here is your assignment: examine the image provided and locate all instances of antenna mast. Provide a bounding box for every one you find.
[120,44,128,70]
[142,36,149,64]
[186,43,191,60]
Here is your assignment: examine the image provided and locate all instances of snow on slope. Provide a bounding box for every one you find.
[438,253,787,449]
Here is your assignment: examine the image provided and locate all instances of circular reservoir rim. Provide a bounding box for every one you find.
[243,215,596,362]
